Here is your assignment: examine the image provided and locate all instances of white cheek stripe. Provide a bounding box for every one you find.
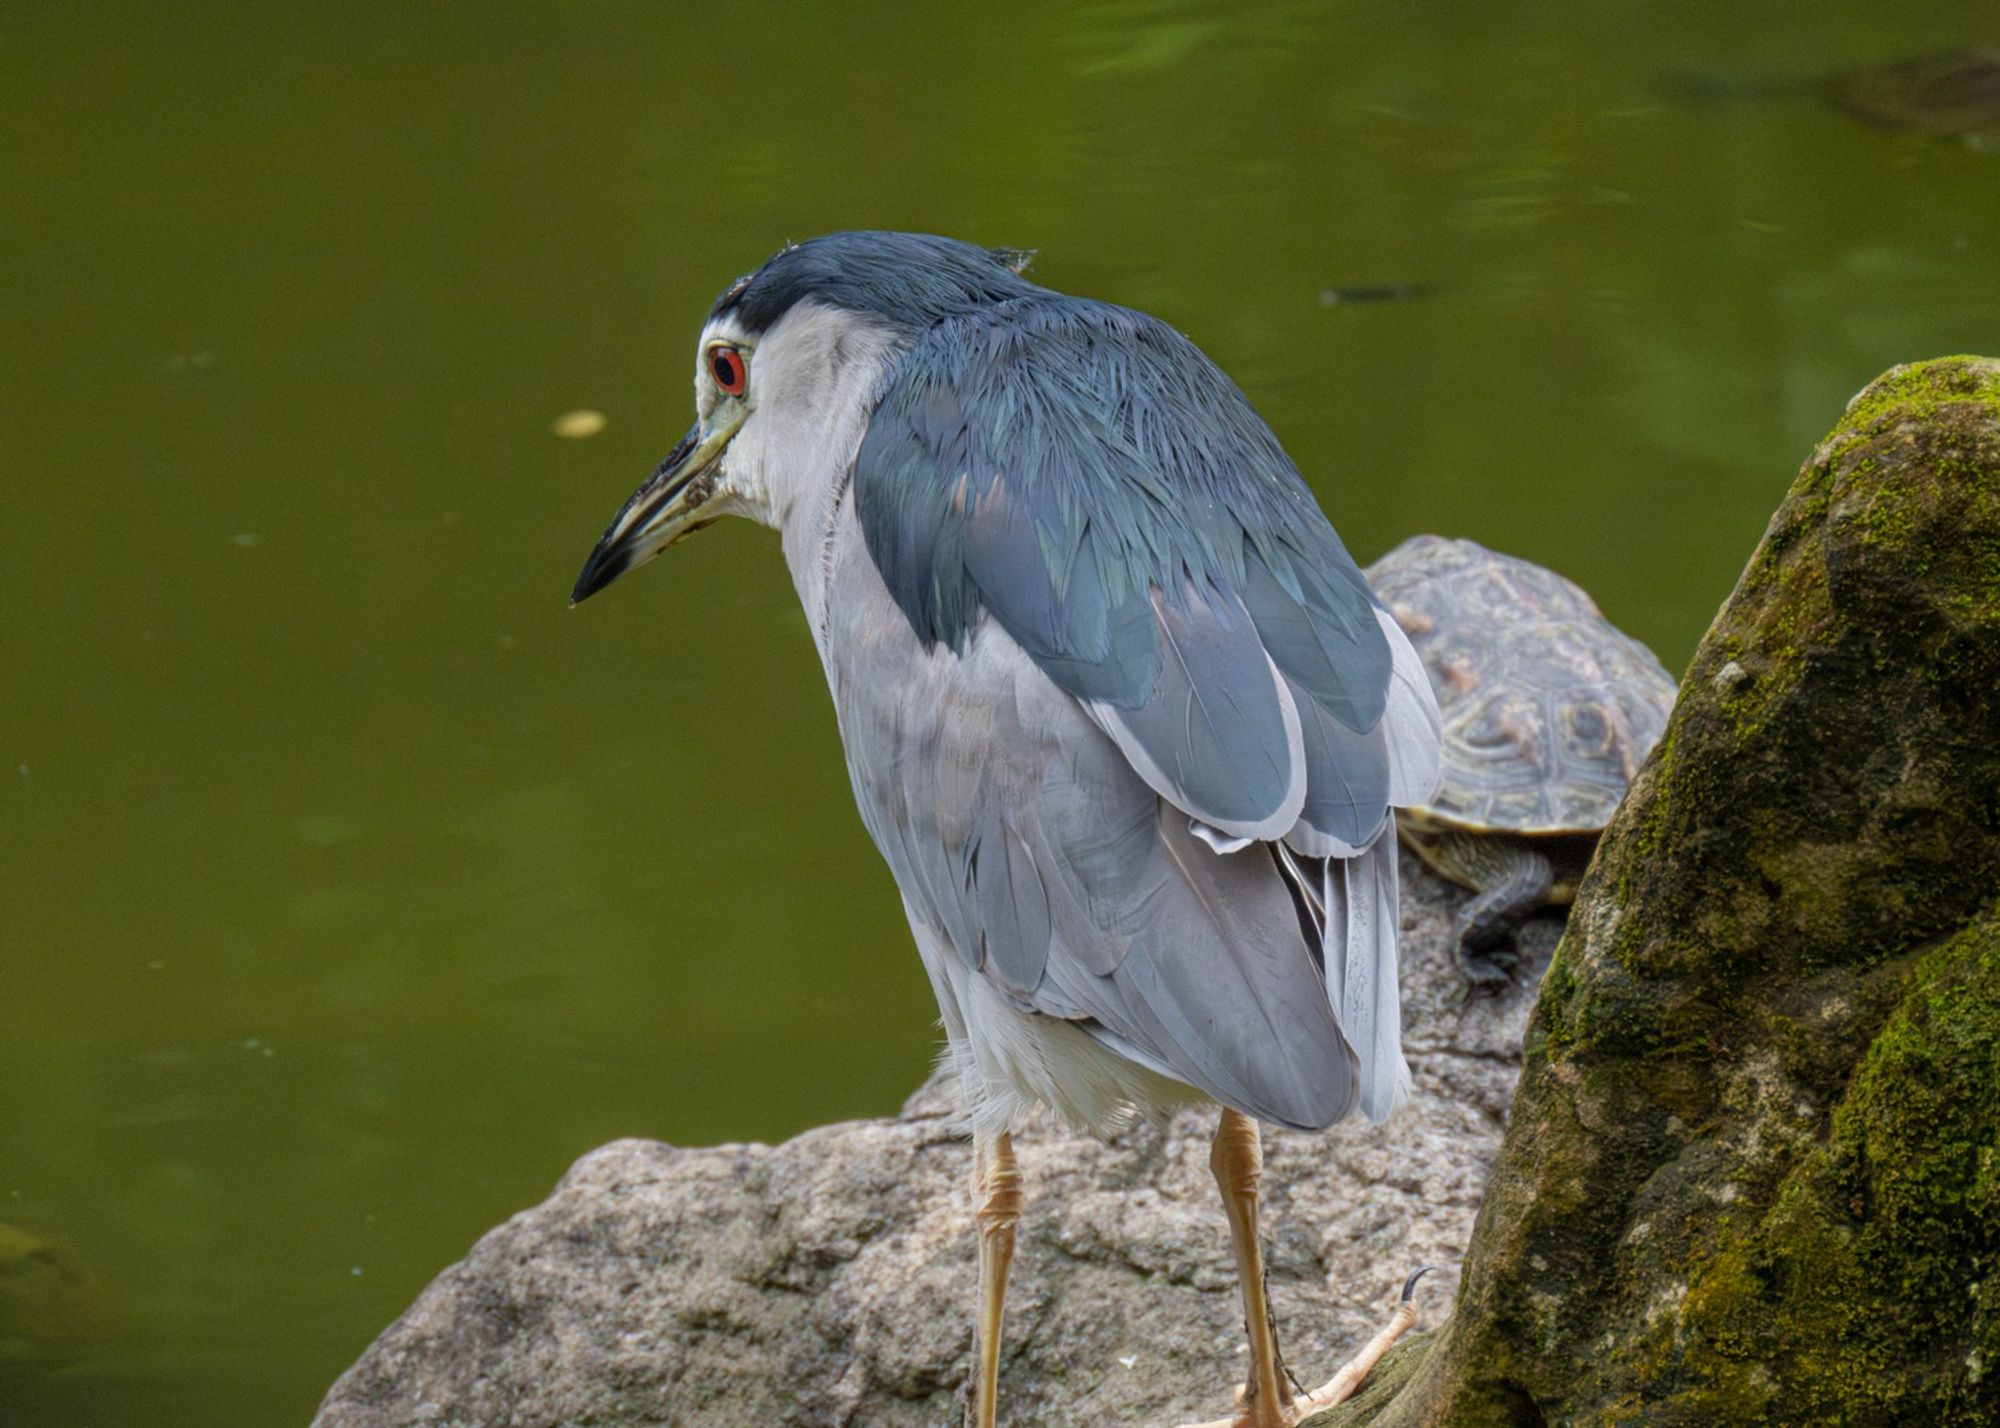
[704,300,904,536]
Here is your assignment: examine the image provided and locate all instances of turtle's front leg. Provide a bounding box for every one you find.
[1447,836,1554,990]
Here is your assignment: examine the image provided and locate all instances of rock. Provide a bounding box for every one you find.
[1359,358,2000,1426]
[314,853,1558,1428]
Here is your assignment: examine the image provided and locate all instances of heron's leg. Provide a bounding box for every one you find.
[970,1129,1021,1428]
[1293,1267,1430,1411]
[1179,1129,1426,1428]
[1211,1108,1295,1428]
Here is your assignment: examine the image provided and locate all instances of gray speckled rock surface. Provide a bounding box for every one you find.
[313,854,1552,1428]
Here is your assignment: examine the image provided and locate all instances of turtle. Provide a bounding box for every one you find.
[1363,535,1679,990]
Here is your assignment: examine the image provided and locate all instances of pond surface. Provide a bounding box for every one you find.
[3,3,1996,1423]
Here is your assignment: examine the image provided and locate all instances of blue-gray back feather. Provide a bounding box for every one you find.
[856,293,1395,845]
[1240,544,1387,730]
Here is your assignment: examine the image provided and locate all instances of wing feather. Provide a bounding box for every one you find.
[966,800,1052,998]
[837,285,1444,1131]
[1282,669,1392,857]
[1083,591,1306,839]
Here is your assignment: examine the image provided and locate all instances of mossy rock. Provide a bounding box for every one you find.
[1370,357,2000,1426]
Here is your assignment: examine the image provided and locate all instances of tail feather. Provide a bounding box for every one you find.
[1325,836,1410,1123]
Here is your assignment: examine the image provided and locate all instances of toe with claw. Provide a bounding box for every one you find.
[1176,1267,1432,1428]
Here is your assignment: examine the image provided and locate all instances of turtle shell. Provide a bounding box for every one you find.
[1364,535,1678,835]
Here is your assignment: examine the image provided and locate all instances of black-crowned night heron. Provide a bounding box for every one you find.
[572,232,1443,1428]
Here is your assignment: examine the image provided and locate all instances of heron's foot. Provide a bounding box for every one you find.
[1174,1268,1431,1428]
[1292,1266,1429,1412]
[1170,1383,1311,1428]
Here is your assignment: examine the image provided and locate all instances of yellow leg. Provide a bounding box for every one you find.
[1213,1108,1294,1428]
[1179,1116,1427,1428]
[970,1130,1021,1428]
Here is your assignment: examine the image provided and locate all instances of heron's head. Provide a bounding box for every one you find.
[571,231,1034,605]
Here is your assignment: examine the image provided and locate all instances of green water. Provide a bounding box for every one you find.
[2,3,1995,1423]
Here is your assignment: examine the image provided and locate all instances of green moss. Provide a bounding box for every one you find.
[1827,357,2000,451]
[1689,918,2000,1424]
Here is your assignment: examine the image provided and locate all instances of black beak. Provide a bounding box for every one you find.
[571,418,733,605]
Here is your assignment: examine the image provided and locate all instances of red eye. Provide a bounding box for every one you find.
[708,343,747,396]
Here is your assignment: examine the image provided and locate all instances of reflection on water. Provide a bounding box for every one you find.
[2,2,1997,1423]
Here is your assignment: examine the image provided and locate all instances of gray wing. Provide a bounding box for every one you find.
[842,292,1442,1126]
[834,611,1366,1130]
[827,560,1436,1130]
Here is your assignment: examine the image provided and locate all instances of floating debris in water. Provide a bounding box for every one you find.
[1664,48,2000,151]
[553,409,608,439]
[1823,48,2000,148]
[231,532,261,547]
[1319,282,1439,307]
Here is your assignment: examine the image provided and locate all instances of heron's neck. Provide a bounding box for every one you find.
[774,459,857,652]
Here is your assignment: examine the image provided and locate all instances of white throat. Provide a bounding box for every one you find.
[711,301,906,624]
